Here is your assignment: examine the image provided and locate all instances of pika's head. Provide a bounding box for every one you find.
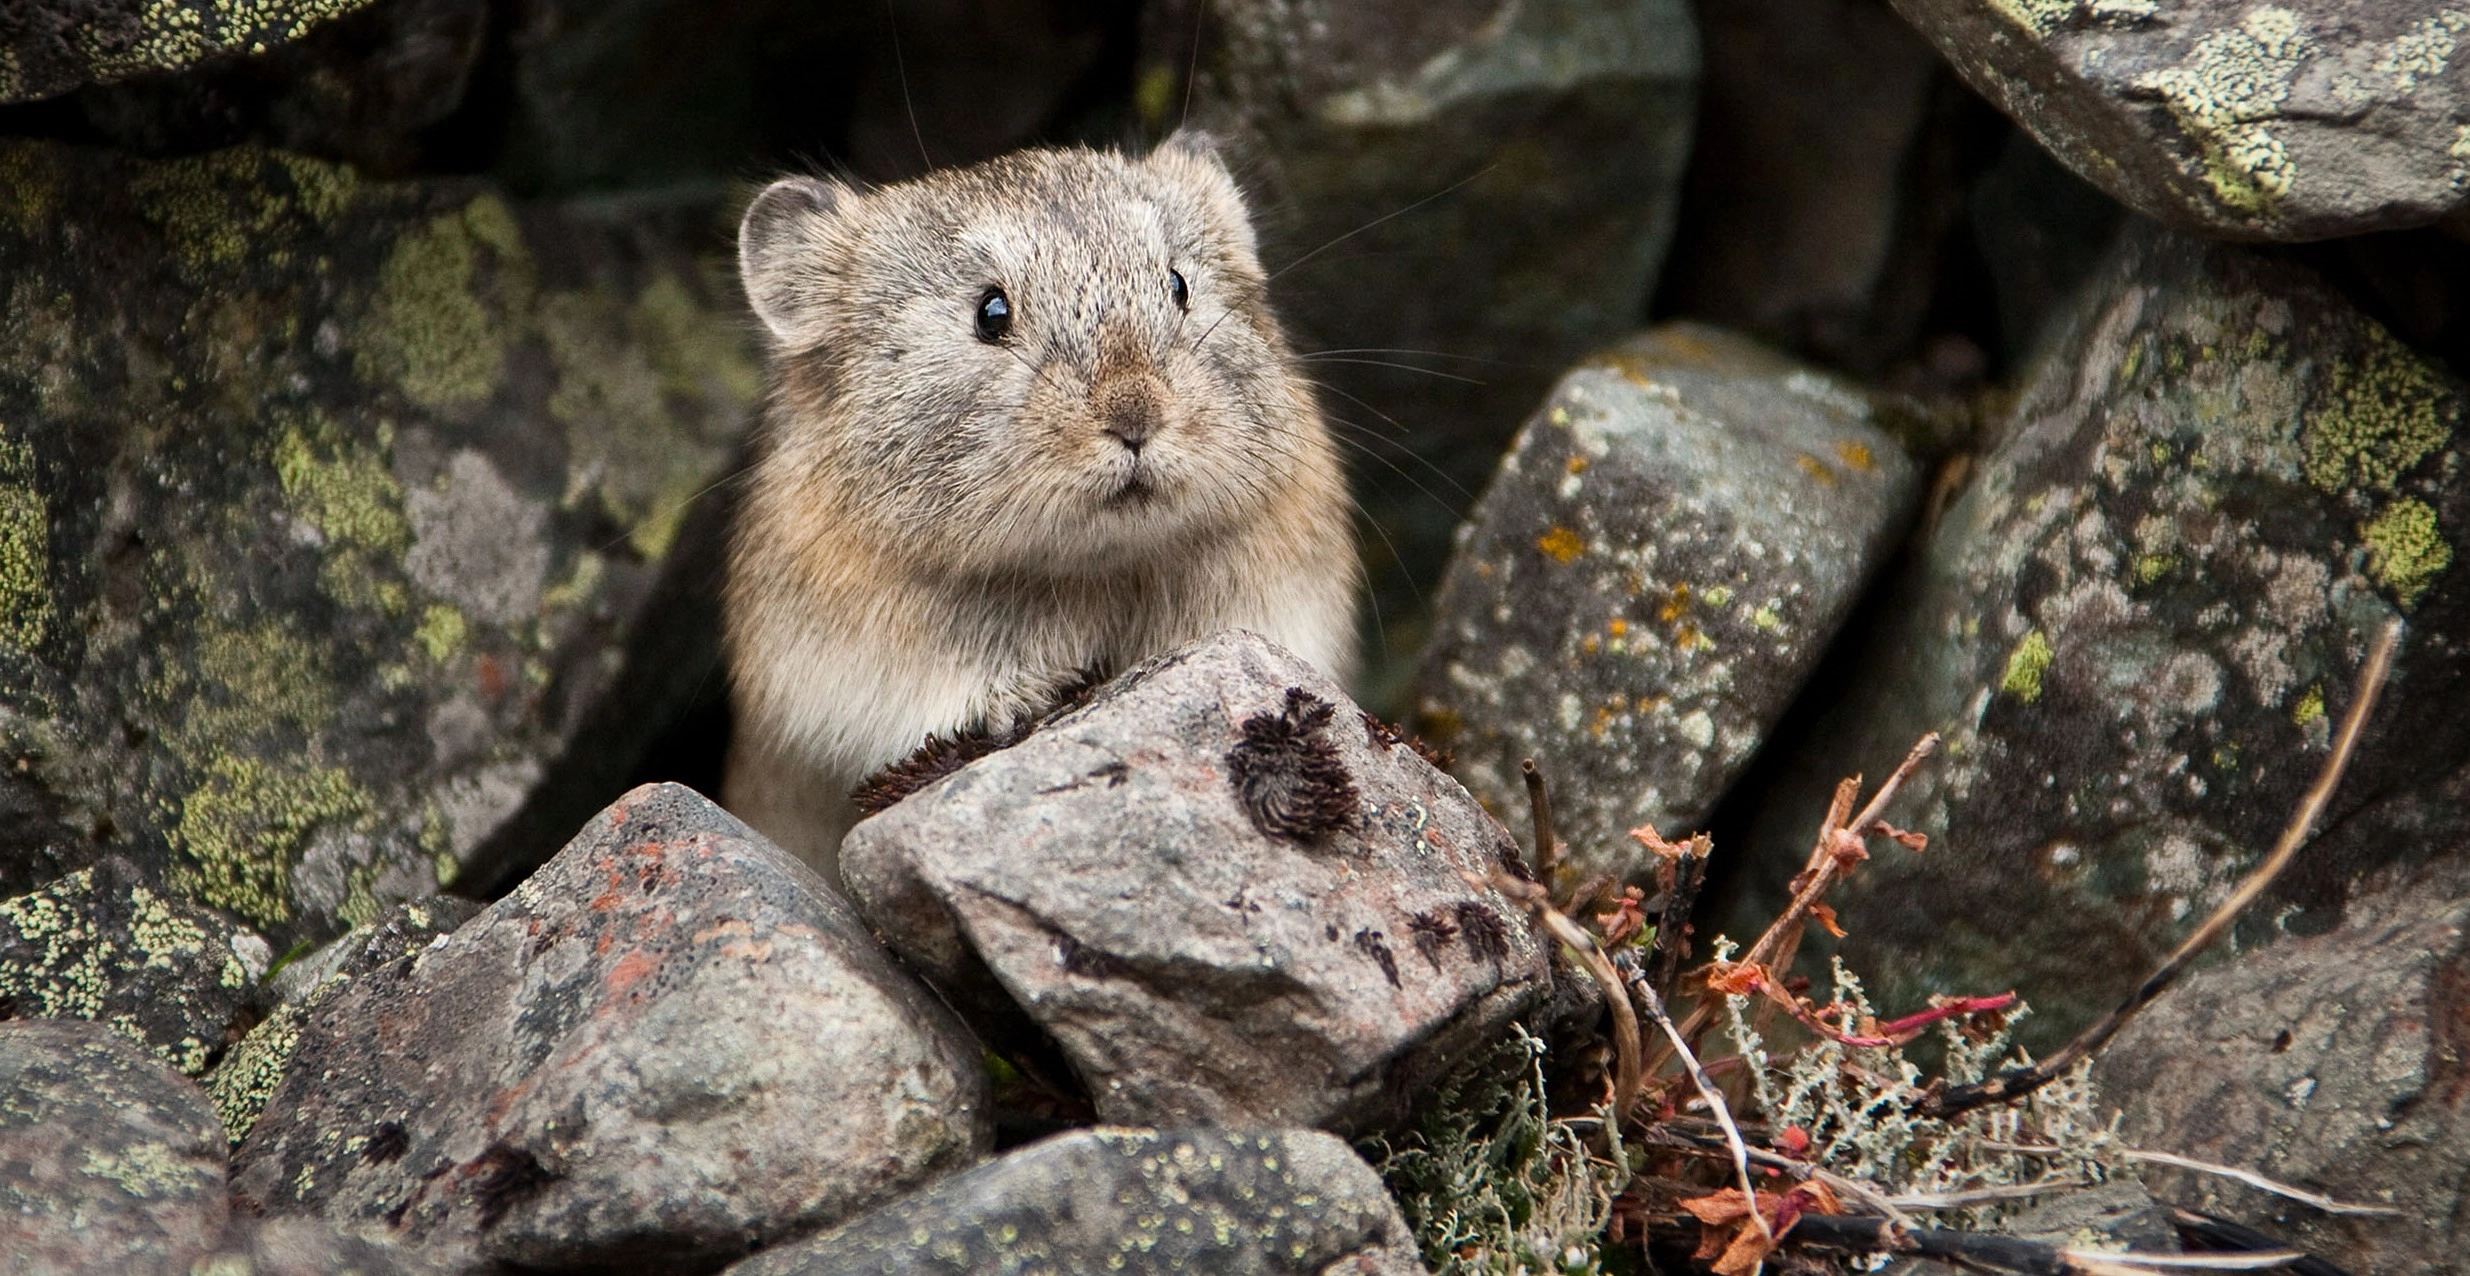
[739,134,1329,574]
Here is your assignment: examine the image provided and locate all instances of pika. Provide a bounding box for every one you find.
[724,133,1362,876]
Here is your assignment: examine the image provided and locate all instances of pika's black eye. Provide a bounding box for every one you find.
[1169,269,1189,311]
[976,287,1012,342]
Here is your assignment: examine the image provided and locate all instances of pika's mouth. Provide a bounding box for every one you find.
[1105,473,1159,508]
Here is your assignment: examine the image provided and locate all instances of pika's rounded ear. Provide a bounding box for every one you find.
[738,175,849,344]
[1152,128,1230,171]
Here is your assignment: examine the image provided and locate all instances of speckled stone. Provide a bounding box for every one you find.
[0,1017,230,1275]
[2098,858,2470,1276]
[841,631,1551,1134]
[230,784,990,1275]
[203,895,479,1144]
[1412,324,1921,883]
[0,139,752,953]
[1892,0,2470,240]
[723,1127,1424,1276]
[0,0,383,104]
[1726,221,2470,1050]
[0,855,271,1077]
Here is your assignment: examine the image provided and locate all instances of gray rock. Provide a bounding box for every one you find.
[0,1017,229,1275]
[0,139,753,952]
[841,631,1552,1133]
[1891,0,2470,240]
[1169,0,1701,683]
[1655,0,1955,373]
[2098,859,2470,1276]
[1726,221,2470,1051]
[724,1127,1424,1276]
[69,0,490,176]
[206,1214,451,1276]
[0,854,271,1076]
[230,783,991,1275]
[1413,324,1922,883]
[206,895,479,1144]
[0,0,381,104]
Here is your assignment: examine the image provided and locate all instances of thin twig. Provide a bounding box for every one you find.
[2066,1254,2304,1273]
[1883,1177,2091,1209]
[2123,1149,2405,1218]
[1522,758,1561,887]
[1629,964,1774,1247]
[1921,620,2401,1120]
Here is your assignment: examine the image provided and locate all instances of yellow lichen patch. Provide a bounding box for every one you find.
[208,1000,307,1144]
[1795,453,1838,486]
[1536,526,1584,563]
[172,755,368,928]
[1565,455,1587,475]
[2290,683,2325,727]
[0,425,51,651]
[0,871,110,1020]
[2133,553,2176,586]
[2303,328,2454,494]
[1702,585,1733,607]
[80,1142,207,1200]
[2136,7,2313,218]
[2001,629,2055,704]
[2361,497,2451,609]
[359,195,533,412]
[414,603,467,662]
[1834,440,1875,472]
[67,0,375,88]
[1657,583,1691,624]
[0,141,60,228]
[1750,605,1782,632]
[275,419,409,552]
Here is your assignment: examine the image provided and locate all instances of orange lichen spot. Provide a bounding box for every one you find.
[1607,617,1628,637]
[1795,453,1839,486]
[1674,621,1708,651]
[1537,526,1585,562]
[1581,632,1602,654]
[1566,455,1589,475]
[1835,440,1875,472]
[1658,583,1692,623]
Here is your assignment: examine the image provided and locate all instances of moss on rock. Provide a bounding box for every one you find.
[2304,327,2455,494]
[358,196,532,412]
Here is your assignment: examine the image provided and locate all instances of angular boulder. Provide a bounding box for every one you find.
[0,139,753,951]
[206,895,480,1143]
[724,1127,1423,1276]
[2098,860,2470,1276]
[0,1017,230,1275]
[0,854,271,1075]
[231,784,990,1275]
[0,0,382,104]
[841,631,1552,1133]
[1414,324,1921,882]
[1729,221,2470,1049]
[1892,0,2470,240]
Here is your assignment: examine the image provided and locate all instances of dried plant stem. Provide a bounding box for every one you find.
[1522,758,1561,887]
[1920,619,2401,1120]
[2123,1149,2404,1218]
[1471,871,1644,1127]
[1629,967,1774,1246]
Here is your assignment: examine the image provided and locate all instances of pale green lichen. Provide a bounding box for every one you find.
[0,426,52,652]
[208,999,307,1143]
[2373,11,2470,92]
[0,872,110,1021]
[81,1141,207,1199]
[173,755,368,928]
[2303,329,2454,494]
[58,0,375,93]
[124,884,210,974]
[2002,629,2055,703]
[359,196,532,411]
[275,418,410,552]
[414,602,467,662]
[2137,8,2314,218]
[2361,497,2451,609]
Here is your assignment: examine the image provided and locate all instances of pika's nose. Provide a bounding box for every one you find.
[1096,382,1161,454]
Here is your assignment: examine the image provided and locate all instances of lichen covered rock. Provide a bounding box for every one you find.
[231,784,990,1275]
[842,630,1551,1134]
[1891,0,2470,240]
[2098,859,2470,1276]
[1728,221,2470,1049]
[204,895,478,1143]
[0,1017,231,1275]
[0,139,752,953]
[0,855,271,1076]
[724,1127,1423,1276]
[1415,324,1920,881]
[0,0,382,105]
